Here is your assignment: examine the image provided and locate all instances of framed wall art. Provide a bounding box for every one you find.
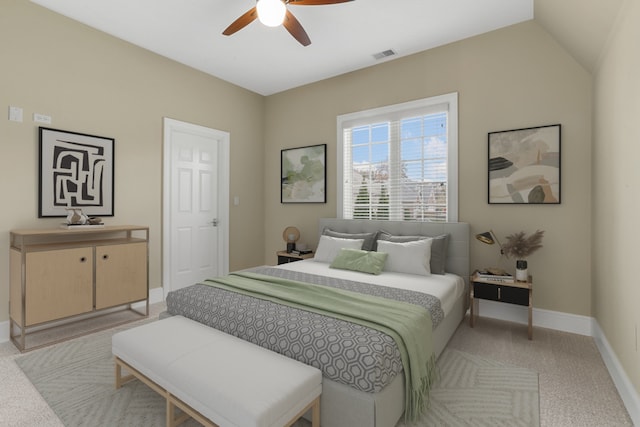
[39,127,115,217]
[488,124,561,204]
[281,144,326,203]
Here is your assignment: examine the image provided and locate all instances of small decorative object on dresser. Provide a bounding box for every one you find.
[502,230,544,282]
[61,208,104,229]
[66,208,87,224]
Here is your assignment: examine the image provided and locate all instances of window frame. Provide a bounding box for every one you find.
[336,92,458,222]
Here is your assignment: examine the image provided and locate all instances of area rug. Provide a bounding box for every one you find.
[16,325,539,427]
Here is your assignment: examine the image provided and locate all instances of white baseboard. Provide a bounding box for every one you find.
[476,299,593,335]
[0,320,8,346]
[135,287,166,308]
[592,321,640,426]
[0,287,166,344]
[476,300,640,426]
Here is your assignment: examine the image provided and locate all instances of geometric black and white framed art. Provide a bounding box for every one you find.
[38,127,114,217]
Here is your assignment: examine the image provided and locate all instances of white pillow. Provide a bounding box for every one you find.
[377,238,433,276]
[314,236,365,263]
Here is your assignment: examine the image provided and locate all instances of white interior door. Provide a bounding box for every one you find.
[163,118,229,294]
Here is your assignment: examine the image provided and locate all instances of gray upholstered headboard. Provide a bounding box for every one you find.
[318,218,470,284]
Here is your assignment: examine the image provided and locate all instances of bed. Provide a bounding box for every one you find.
[165,219,469,427]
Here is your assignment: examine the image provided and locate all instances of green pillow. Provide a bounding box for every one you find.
[329,248,388,275]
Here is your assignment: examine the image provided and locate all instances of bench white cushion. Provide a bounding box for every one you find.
[112,315,322,427]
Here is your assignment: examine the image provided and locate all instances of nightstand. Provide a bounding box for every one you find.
[469,271,533,339]
[276,251,314,265]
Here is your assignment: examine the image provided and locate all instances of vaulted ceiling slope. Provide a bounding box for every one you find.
[534,0,625,73]
[30,0,623,95]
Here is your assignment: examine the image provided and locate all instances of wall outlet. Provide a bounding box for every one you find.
[33,113,52,124]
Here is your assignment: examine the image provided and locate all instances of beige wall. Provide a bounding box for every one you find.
[0,3,599,339]
[264,21,593,316]
[593,0,640,394]
[0,1,266,323]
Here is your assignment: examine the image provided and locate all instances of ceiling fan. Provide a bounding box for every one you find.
[222,0,354,47]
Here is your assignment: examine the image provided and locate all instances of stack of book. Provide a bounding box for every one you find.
[290,249,313,256]
[59,223,105,229]
[474,269,515,283]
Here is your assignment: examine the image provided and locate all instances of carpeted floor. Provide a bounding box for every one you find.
[0,303,632,426]
[15,324,539,427]
[447,316,633,427]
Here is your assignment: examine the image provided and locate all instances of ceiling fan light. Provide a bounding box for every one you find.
[257,0,286,27]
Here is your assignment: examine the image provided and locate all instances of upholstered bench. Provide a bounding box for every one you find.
[112,315,322,427]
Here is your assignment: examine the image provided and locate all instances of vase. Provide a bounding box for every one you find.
[66,208,88,225]
[516,260,528,282]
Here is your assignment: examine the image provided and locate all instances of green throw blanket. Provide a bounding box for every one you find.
[203,271,437,421]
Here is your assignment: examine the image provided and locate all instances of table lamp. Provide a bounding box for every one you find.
[283,226,300,253]
[475,230,504,255]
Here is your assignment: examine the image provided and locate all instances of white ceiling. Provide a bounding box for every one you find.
[30,0,535,95]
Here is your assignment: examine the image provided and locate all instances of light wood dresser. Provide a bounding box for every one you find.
[9,225,149,351]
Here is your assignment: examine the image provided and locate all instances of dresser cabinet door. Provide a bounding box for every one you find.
[95,242,148,310]
[25,247,94,326]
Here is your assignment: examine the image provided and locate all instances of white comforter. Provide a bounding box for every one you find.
[274,259,465,316]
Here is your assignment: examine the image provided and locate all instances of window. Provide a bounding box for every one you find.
[337,93,458,222]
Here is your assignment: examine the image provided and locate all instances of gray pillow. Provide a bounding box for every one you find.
[377,230,449,275]
[322,228,378,252]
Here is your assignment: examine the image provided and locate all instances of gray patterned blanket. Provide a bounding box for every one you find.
[165,266,444,393]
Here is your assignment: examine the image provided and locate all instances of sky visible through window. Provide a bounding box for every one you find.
[351,112,447,182]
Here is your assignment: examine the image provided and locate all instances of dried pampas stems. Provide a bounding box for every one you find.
[502,230,544,259]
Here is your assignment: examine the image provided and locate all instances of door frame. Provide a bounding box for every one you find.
[162,117,230,296]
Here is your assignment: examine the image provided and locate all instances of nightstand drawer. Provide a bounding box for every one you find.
[473,282,529,306]
[277,255,301,264]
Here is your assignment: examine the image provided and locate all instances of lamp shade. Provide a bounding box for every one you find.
[476,229,504,255]
[476,231,495,245]
[283,226,300,243]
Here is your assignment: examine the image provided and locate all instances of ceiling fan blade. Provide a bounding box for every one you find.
[222,7,258,36]
[283,10,311,46]
[287,0,354,5]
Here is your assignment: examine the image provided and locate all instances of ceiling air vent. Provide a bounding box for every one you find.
[373,49,396,60]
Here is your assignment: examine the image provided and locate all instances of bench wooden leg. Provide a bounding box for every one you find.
[114,357,135,389]
[167,393,217,427]
[166,398,192,427]
[311,397,320,427]
[166,398,176,427]
[284,396,320,427]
